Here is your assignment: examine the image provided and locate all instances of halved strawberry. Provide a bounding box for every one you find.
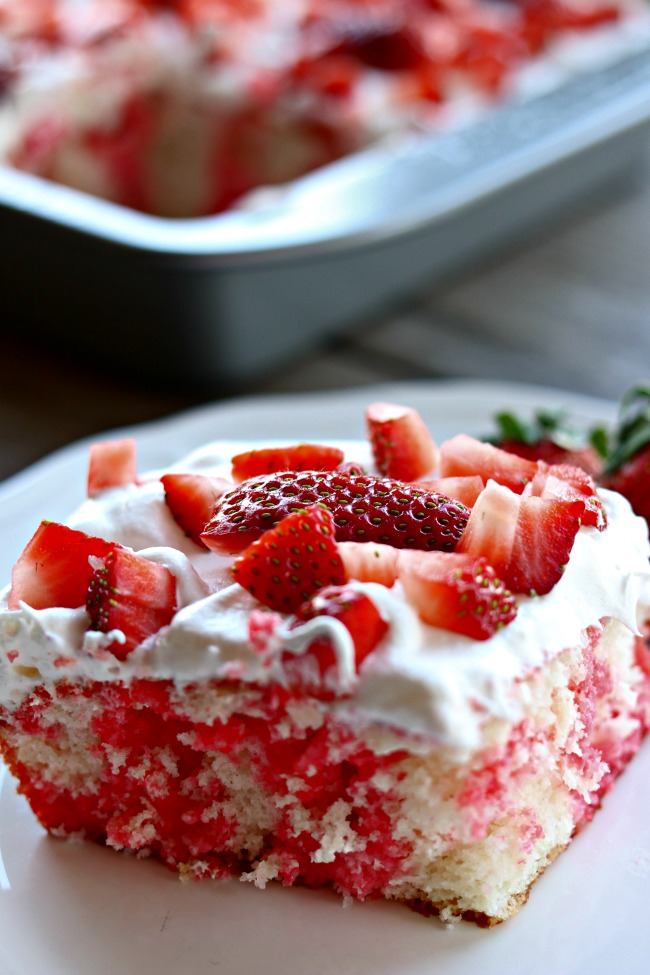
[282,585,389,696]
[439,434,537,493]
[231,443,344,482]
[398,551,517,640]
[161,472,231,547]
[202,470,469,556]
[87,439,138,496]
[9,521,113,610]
[458,481,584,595]
[366,402,438,482]
[86,547,177,659]
[230,505,346,613]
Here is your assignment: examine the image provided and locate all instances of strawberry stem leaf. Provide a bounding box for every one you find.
[602,385,650,475]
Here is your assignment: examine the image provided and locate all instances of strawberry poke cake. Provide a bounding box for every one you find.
[1,401,650,926]
[1,0,648,216]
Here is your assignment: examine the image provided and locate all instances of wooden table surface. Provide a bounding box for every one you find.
[2,144,650,486]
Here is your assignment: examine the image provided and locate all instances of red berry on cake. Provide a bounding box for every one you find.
[440,433,538,493]
[161,472,231,547]
[202,470,469,555]
[458,480,584,595]
[414,475,485,508]
[282,585,389,696]
[230,505,346,612]
[398,551,517,640]
[87,438,138,495]
[231,443,345,482]
[366,402,439,482]
[86,546,177,659]
[294,584,389,668]
[338,541,401,587]
[9,521,113,610]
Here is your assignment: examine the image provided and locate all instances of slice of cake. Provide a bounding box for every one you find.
[1,402,649,926]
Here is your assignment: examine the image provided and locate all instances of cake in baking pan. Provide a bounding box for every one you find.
[0,0,646,216]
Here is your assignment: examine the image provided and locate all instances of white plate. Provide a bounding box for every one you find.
[2,378,649,975]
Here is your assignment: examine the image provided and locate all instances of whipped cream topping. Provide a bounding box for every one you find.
[1,440,649,753]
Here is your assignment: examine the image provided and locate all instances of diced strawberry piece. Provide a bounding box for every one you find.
[230,505,347,613]
[457,480,520,570]
[161,472,231,547]
[202,470,469,556]
[398,551,517,640]
[231,443,345,482]
[439,434,537,493]
[282,585,389,697]
[9,521,113,611]
[86,547,177,659]
[87,439,138,496]
[296,585,388,666]
[528,463,606,530]
[366,402,438,482]
[415,475,485,508]
[459,481,584,595]
[507,496,584,595]
[338,541,400,587]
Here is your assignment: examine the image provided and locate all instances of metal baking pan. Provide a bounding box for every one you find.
[2,41,650,387]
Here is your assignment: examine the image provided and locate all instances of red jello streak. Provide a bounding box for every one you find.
[1,678,412,898]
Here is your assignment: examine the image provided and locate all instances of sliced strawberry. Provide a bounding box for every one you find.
[161,472,231,547]
[506,495,584,595]
[338,541,400,587]
[457,480,520,573]
[9,521,113,610]
[86,547,177,659]
[415,475,485,508]
[231,443,345,482]
[528,463,606,530]
[230,505,346,613]
[439,434,537,494]
[366,402,438,482]
[296,585,388,666]
[202,470,469,556]
[87,439,138,496]
[398,551,517,640]
[459,482,584,595]
[282,585,389,696]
